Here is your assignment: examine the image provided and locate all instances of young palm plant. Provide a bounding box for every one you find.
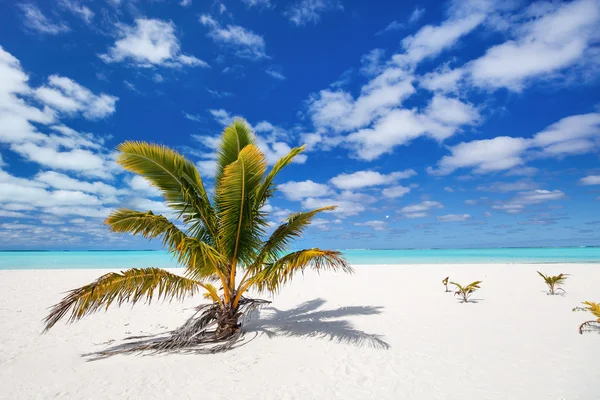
[537,271,568,295]
[442,276,450,292]
[43,119,352,354]
[579,301,600,334]
[450,281,482,303]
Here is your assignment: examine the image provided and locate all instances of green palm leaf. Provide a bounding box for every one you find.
[256,145,305,207]
[249,248,352,294]
[117,141,216,237]
[216,144,267,268]
[215,119,256,186]
[43,268,209,331]
[251,206,336,270]
[106,209,186,250]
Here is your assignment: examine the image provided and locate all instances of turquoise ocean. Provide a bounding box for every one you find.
[1,248,599,270]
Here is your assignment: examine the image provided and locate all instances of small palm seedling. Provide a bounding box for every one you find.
[450,281,482,303]
[537,271,568,295]
[579,301,600,334]
[442,276,450,292]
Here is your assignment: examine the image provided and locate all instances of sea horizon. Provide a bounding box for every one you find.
[2,247,600,270]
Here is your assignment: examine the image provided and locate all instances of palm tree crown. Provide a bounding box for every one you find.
[44,119,352,339]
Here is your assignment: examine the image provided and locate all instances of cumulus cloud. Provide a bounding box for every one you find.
[100,19,208,68]
[279,180,331,201]
[469,0,600,90]
[428,136,529,175]
[382,185,411,198]
[200,15,267,60]
[329,169,415,190]
[429,113,600,175]
[580,175,600,185]
[34,75,117,120]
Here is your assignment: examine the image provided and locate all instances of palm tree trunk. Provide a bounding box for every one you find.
[215,303,240,338]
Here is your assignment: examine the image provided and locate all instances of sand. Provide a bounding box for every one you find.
[0,263,599,400]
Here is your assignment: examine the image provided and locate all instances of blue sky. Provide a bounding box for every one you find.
[0,0,599,250]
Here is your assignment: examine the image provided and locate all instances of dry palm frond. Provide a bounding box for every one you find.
[537,271,568,295]
[450,280,482,303]
[579,301,600,334]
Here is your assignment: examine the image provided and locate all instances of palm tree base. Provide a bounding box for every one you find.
[579,320,600,334]
[84,297,270,359]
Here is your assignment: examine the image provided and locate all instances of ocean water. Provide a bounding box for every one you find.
[0,247,599,270]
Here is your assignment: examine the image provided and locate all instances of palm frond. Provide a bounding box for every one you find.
[582,301,600,321]
[215,119,256,186]
[177,237,227,281]
[117,141,216,236]
[450,280,482,302]
[216,144,267,267]
[105,209,186,250]
[255,145,305,207]
[247,249,352,295]
[249,206,336,273]
[43,268,205,331]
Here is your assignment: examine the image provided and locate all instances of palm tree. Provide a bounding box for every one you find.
[579,301,600,334]
[43,119,352,352]
[537,271,568,295]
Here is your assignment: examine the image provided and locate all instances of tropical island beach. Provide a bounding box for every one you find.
[2,0,600,399]
[1,262,600,399]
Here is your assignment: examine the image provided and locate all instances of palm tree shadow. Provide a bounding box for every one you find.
[243,298,390,349]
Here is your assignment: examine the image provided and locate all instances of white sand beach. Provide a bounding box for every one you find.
[1,264,599,400]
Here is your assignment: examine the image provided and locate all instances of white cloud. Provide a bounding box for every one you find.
[330,169,416,190]
[265,67,286,80]
[469,0,600,90]
[200,15,267,60]
[34,75,118,120]
[180,0,192,6]
[492,189,566,214]
[393,7,486,66]
[35,171,120,196]
[477,180,538,192]
[429,112,600,176]
[399,200,443,218]
[241,0,272,7]
[302,197,364,217]
[279,180,331,201]
[420,66,464,92]
[409,7,426,23]
[19,4,69,35]
[429,136,529,175]
[58,0,94,23]
[581,175,600,185]
[382,185,411,198]
[532,113,600,157]
[10,143,109,178]
[208,109,234,125]
[285,0,343,26]
[101,19,208,68]
[355,220,388,231]
[124,175,159,197]
[438,213,471,222]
